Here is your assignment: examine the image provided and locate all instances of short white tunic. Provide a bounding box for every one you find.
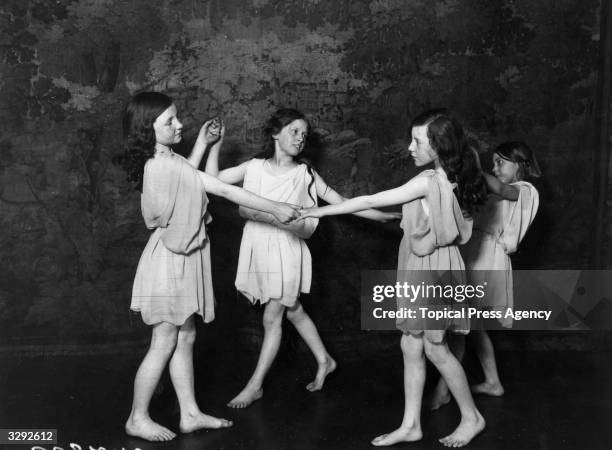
[235,159,318,307]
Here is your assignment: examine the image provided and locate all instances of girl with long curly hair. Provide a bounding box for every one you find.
[300,109,488,447]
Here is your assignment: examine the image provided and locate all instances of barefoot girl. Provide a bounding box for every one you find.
[431,141,540,406]
[300,109,487,447]
[119,92,299,441]
[204,108,399,408]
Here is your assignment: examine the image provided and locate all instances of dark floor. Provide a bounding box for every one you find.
[1,342,611,450]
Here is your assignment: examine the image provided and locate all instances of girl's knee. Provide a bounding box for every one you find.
[400,333,424,359]
[151,324,179,354]
[286,303,305,324]
[423,339,450,365]
[262,306,284,330]
[177,325,197,347]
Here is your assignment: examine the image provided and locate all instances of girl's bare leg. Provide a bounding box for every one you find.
[430,333,465,410]
[471,330,504,396]
[168,316,232,433]
[227,301,286,408]
[424,336,485,448]
[125,322,178,442]
[286,301,336,391]
[372,333,425,446]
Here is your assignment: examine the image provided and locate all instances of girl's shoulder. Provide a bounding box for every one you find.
[145,151,188,176]
[145,150,172,169]
[511,180,535,188]
[258,158,311,177]
[244,158,266,172]
[511,180,538,194]
[148,150,181,163]
[415,169,449,187]
[247,157,267,168]
[416,169,437,179]
[297,160,314,172]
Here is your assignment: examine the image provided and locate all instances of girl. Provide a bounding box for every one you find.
[300,109,487,447]
[204,108,399,408]
[120,92,299,442]
[430,141,540,408]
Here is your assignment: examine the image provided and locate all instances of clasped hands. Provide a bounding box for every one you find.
[274,204,401,225]
[198,117,224,146]
[273,203,319,224]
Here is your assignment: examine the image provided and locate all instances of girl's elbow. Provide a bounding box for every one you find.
[208,182,230,199]
[219,185,233,200]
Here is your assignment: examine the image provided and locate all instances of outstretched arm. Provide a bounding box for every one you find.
[198,171,299,223]
[301,175,429,219]
[238,207,318,238]
[313,171,402,222]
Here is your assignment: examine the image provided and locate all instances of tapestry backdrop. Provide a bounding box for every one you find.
[0,0,602,346]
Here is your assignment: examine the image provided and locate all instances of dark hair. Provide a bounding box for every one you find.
[116,92,173,191]
[494,141,541,180]
[257,108,319,205]
[411,108,487,214]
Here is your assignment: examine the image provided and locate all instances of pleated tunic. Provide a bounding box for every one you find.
[396,170,473,336]
[131,150,215,325]
[235,159,318,307]
[460,181,539,327]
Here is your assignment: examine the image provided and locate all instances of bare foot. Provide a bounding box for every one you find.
[371,427,423,446]
[439,412,485,447]
[179,411,233,433]
[125,415,176,442]
[430,390,451,410]
[227,385,263,408]
[306,356,337,392]
[471,381,504,396]
[430,382,452,411]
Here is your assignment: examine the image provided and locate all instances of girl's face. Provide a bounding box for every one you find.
[153,104,183,147]
[492,153,520,184]
[273,119,308,157]
[408,125,437,166]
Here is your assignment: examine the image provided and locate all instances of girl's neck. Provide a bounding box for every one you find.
[155,143,172,154]
[268,151,296,168]
[433,158,445,176]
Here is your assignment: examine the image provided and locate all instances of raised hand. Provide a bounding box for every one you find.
[198,117,224,146]
[209,117,225,139]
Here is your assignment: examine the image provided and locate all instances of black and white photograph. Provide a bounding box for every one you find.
[1,0,611,449]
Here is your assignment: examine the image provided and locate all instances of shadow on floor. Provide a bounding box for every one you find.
[1,338,611,449]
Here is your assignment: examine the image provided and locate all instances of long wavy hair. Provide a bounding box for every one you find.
[116,92,173,191]
[256,108,320,205]
[494,141,542,180]
[412,109,487,214]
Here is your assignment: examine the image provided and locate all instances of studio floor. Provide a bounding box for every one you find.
[1,337,610,450]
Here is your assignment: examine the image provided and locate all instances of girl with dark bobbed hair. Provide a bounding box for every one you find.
[119,92,299,442]
[432,140,540,408]
[300,109,487,447]
[205,108,399,408]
